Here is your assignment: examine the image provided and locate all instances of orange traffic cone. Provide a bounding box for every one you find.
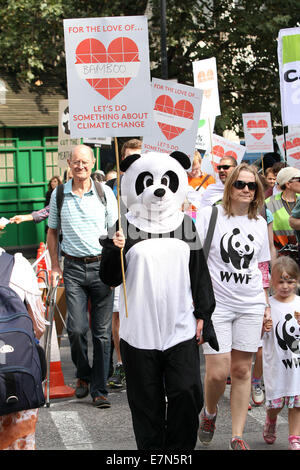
[36,244,48,287]
[43,320,75,401]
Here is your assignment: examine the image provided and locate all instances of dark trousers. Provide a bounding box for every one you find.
[120,337,203,450]
[63,258,113,398]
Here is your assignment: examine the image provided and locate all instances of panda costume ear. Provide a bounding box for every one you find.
[120,153,141,172]
[169,151,191,170]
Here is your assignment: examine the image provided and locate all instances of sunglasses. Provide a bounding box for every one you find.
[290,177,300,183]
[233,180,257,191]
[217,164,234,171]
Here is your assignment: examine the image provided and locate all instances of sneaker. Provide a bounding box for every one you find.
[75,379,89,399]
[92,396,111,409]
[288,436,300,450]
[229,437,250,450]
[263,415,277,444]
[108,363,125,388]
[198,407,218,445]
[251,383,265,405]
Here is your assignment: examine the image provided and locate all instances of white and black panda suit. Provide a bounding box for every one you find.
[100,151,218,450]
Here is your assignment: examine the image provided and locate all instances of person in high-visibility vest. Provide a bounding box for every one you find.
[265,167,300,260]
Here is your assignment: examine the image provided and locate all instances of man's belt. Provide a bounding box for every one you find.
[61,251,102,264]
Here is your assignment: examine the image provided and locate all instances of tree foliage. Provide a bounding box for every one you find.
[0,0,148,82]
[0,0,299,135]
[149,0,300,135]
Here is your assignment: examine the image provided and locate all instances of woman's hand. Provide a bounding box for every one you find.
[263,306,272,332]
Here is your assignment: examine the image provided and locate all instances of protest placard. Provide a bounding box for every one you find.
[201,134,245,176]
[276,131,300,169]
[195,117,215,153]
[278,27,300,126]
[242,112,274,153]
[192,57,221,119]
[63,16,152,138]
[58,100,81,168]
[142,78,203,163]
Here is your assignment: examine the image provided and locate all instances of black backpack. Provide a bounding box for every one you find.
[0,252,46,416]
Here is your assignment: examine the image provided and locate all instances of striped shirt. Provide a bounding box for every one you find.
[48,179,118,257]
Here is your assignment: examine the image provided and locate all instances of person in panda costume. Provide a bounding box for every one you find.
[99,151,218,450]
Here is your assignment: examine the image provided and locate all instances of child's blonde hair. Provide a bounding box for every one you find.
[271,256,300,285]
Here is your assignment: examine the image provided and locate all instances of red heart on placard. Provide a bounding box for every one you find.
[225,150,238,160]
[247,119,268,140]
[75,37,139,100]
[197,69,214,83]
[154,95,194,140]
[212,145,224,158]
[286,138,300,160]
[212,146,238,161]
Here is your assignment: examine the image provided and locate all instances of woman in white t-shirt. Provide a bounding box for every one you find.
[196,163,271,450]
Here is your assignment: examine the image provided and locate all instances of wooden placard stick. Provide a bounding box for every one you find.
[114,137,129,318]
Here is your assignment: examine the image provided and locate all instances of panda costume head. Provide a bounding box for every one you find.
[120,151,191,233]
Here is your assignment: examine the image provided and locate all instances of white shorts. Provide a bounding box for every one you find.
[113,286,120,312]
[202,304,265,355]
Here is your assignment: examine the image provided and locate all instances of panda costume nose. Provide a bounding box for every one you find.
[154,188,166,198]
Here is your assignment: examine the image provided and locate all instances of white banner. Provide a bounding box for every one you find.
[142,78,203,163]
[63,16,153,138]
[278,27,300,126]
[58,100,81,169]
[195,117,215,153]
[242,112,274,153]
[192,58,221,118]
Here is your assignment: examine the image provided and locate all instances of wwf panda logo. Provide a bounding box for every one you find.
[220,228,255,270]
[275,314,300,355]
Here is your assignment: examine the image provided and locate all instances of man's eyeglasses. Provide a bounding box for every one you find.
[233,180,257,191]
[70,160,90,167]
[217,165,234,171]
[289,177,300,183]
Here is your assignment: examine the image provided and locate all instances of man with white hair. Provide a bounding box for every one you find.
[47,144,118,409]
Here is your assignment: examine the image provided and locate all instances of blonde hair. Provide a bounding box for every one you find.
[271,256,300,285]
[222,163,265,219]
[193,150,202,166]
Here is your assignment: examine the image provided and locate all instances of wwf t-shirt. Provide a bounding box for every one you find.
[263,296,300,401]
[196,205,270,312]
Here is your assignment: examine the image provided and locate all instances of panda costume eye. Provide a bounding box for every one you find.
[161,171,179,193]
[135,171,154,195]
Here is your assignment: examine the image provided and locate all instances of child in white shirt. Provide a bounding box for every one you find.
[262,256,300,450]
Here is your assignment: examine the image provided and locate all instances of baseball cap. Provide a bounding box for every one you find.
[276,167,300,187]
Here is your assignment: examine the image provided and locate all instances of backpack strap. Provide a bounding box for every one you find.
[203,206,218,260]
[0,252,15,287]
[93,181,107,206]
[4,373,18,404]
[56,183,65,232]
[195,174,210,191]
